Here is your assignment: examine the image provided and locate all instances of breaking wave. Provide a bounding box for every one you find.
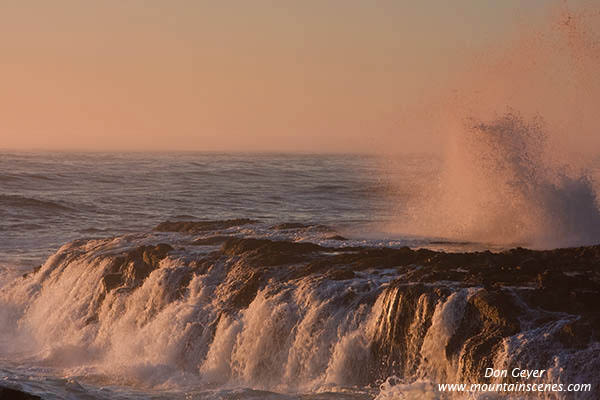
[1,220,599,399]
[397,111,600,249]
[387,3,600,249]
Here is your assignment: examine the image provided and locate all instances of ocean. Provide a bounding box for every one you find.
[0,152,400,273]
[1,147,600,399]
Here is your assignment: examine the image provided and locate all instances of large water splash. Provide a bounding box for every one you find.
[388,3,600,249]
[400,111,600,248]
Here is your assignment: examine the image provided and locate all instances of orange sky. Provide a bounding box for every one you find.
[0,1,596,153]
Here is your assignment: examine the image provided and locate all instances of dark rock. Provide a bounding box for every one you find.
[556,319,593,349]
[102,243,173,291]
[269,222,332,232]
[155,219,257,233]
[326,235,348,241]
[192,235,231,245]
[0,386,42,400]
[536,270,572,290]
[522,268,600,316]
[229,271,262,309]
[447,289,521,382]
[101,273,123,292]
[270,222,312,230]
[303,247,422,275]
[22,265,42,279]
[326,268,356,280]
[370,284,451,380]
[222,238,324,266]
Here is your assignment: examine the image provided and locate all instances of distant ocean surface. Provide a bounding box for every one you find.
[2,150,600,400]
[0,152,411,273]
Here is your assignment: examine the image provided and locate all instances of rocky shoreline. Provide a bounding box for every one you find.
[153,220,600,387]
[13,220,600,397]
[0,386,41,400]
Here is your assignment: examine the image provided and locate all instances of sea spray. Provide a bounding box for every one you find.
[386,5,600,249]
[398,111,600,248]
[1,221,598,398]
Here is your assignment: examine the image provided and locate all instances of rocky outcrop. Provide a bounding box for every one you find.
[0,386,42,400]
[269,222,332,232]
[192,235,231,245]
[21,221,600,395]
[222,237,324,266]
[101,243,174,291]
[85,243,174,324]
[447,289,521,382]
[371,284,451,380]
[154,219,257,233]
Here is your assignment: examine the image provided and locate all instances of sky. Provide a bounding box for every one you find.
[0,0,596,153]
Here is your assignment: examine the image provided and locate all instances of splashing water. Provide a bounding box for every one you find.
[400,111,600,248]
[388,4,600,249]
[3,227,599,399]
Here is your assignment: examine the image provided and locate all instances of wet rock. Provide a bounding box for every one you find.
[447,289,521,382]
[556,319,593,349]
[22,265,42,279]
[304,247,423,274]
[371,284,452,380]
[102,243,173,290]
[82,243,175,325]
[525,269,600,315]
[269,222,332,232]
[326,268,356,280]
[270,222,312,230]
[536,270,572,290]
[101,273,122,292]
[326,234,348,241]
[21,223,600,392]
[293,265,356,281]
[0,386,42,400]
[470,290,520,331]
[155,219,257,233]
[192,235,231,245]
[222,238,324,266]
[229,271,262,309]
[188,253,220,275]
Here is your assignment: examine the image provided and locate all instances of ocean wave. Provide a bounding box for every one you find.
[0,194,75,212]
[0,173,20,183]
[392,111,600,249]
[0,173,55,183]
[1,222,46,231]
[1,221,598,399]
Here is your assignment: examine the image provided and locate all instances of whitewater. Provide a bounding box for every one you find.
[1,149,600,399]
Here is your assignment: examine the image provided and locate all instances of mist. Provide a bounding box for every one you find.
[383,3,600,248]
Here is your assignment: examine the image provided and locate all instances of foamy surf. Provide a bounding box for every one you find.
[1,220,599,399]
